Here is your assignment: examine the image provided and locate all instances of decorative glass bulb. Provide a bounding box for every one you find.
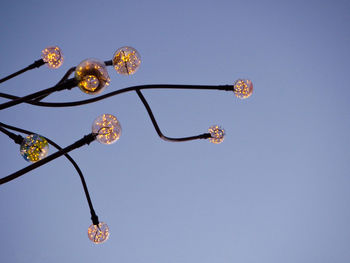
[20,134,49,163]
[112,46,141,75]
[87,222,110,244]
[208,125,225,144]
[233,79,253,99]
[80,75,100,93]
[92,114,122,145]
[41,46,64,69]
[75,59,110,95]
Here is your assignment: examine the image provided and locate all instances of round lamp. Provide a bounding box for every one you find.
[92,114,122,145]
[75,59,110,95]
[41,46,64,69]
[233,79,253,99]
[208,125,225,144]
[112,46,141,75]
[20,134,49,163]
[87,222,109,244]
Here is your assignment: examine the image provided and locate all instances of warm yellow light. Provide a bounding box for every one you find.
[92,114,122,145]
[87,222,109,244]
[233,79,253,99]
[80,75,100,92]
[41,46,64,69]
[75,59,110,95]
[112,46,141,75]
[208,125,225,144]
[20,134,49,163]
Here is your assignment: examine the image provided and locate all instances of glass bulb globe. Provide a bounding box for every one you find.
[233,79,253,99]
[20,134,49,163]
[75,59,110,95]
[87,222,109,244]
[92,114,122,145]
[80,75,100,93]
[208,125,225,144]
[112,46,141,75]
[41,46,64,69]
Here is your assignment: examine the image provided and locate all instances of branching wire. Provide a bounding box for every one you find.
[0,122,99,224]
[0,84,233,108]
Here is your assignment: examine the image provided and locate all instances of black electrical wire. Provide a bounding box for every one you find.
[32,66,76,103]
[0,59,45,84]
[0,84,233,108]
[0,122,99,224]
[0,78,78,110]
[135,89,211,142]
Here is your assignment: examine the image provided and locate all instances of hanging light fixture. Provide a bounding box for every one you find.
[0,45,254,244]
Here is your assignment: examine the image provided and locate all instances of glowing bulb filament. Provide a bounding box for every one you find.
[87,222,109,244]
[20,134,49,163]
[113,46,141,75]
[233,79,253,99]
[92,114,122,145]
[41,46,64,69]
[208,125,225,144]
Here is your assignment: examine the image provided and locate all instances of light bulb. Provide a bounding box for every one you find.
[87,222,109,244]
[20,134,49,163]
[41,46,64,69]
[112,46,141,75]
[75,59,110,95]
[233,79,253,99]
[80,75,100,93]
[92,114,122,145]
[208,125,225,144]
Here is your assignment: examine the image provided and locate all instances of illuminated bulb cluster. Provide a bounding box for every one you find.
[92,114,122,145]
[113,46,141,75]
[208,125,225,144]
[75,59,110,95]
[41,46,64,69]
[20,134,49,163]
[87,222,110,244]
[233,79,253,99]
[80,75,100,92]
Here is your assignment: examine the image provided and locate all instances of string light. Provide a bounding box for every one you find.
[75,59,110,95]
[0,44,255,243]
[233,79,253,99]
[92,114,122,145]
[41,46,64,69]
[112,46,141,75]
[87,222,110,244]
[208,125,225,144]
[20,134,49,163]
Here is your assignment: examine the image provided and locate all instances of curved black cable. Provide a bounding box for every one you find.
[0,122,99,224]
[0,125,23,144]
[0,78,78,110]
[0,84,233,108]
[0,59,45,84]
[135,89,211,142]
[32,66,76,103]
[0,131,96,186]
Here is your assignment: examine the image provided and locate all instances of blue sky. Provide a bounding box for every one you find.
[0,0,350,262]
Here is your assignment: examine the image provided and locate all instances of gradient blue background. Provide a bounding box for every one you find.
[1,0,349,262]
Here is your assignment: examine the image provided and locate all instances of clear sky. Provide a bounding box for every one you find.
[1,0,350,262]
